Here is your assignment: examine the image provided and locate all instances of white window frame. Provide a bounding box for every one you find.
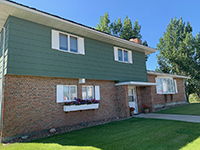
[156,77,176,94]
[82,85,94,100]
[56,85,77,103]
[114,46,133,63]
[174,79,178,93]
[52,30,85,55]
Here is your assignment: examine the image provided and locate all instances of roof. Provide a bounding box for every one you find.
[147,71,190,79]
[0,0,156,55]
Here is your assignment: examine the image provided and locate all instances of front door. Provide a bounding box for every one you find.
[128,86,138,114]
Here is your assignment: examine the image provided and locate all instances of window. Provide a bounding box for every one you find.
[82,85,94,100]
[128,88,134,102]
[156,77,177,94]
[114,47,132,63]
[52,30,85,55]
[57,85,77,103]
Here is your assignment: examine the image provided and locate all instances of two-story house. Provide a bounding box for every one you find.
[0,0,188,142]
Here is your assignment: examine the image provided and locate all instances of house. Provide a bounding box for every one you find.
[0,0,189,142]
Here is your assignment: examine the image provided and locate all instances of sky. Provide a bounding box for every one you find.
[12,0,200,70]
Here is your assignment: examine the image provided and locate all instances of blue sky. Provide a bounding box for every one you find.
[13,0,200,70]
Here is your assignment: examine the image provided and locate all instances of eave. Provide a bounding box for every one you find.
[147,71,190,79]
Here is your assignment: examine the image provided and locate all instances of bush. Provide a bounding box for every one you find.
[189,93,200,103]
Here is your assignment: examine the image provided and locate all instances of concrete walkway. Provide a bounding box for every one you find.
[134,113,200,123]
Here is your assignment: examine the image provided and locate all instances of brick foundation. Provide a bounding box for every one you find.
[1,74,129,141]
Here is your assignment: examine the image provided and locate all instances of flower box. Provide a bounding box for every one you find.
[63,104,99,112]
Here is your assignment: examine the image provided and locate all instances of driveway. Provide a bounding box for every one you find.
[134,113,200,123]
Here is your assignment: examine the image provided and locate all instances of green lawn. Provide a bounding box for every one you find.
[155,103,200,116]
[1,117,200,150]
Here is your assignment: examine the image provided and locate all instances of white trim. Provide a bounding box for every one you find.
[147,71,190,79]
[174,80,178,93]
[51,29,85,55]
[52,30,59,49]
[155,78,159,93]
[95,85,100,100]
[0,26,6,137]
[57,85,64,103]
[63,104,99,112]
[114,47,118,61]
[78,37,85,55]
[128,50,133,64]
[115,81,157,86]
[114,46,132,64]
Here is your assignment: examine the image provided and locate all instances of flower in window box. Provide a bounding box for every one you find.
[75,101,81,105]
[87,100,92,104]
[92,99,99,103]
[65,101,73,106]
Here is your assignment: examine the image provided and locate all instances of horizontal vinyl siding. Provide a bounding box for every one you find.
[7,16,147,82]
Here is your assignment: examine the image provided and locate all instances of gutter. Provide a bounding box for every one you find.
[0,25,5,142]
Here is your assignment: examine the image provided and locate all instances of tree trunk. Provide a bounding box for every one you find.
[186,93,189,103]
[197,93,200,99]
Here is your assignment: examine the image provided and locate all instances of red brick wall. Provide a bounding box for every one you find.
[136,86,154,113]
[147,74,186,107]
[2,75,129,138]
[115,85,129,118]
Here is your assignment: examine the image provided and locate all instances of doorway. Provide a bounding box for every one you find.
[128,86,138,114]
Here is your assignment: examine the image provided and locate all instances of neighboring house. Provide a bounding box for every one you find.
[0,0,188,142]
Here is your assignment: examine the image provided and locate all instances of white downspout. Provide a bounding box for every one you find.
[0,26,6,142]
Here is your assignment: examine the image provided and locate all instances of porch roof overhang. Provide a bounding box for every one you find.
[147,71,190,79]
[115,81,157,86]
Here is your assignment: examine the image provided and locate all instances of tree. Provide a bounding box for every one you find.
[110,18,122,37]
[132,20,142,39]
[143,40,149,61]
[120,16,133,40]
[96,13,149,61]
[96,13,144,40]
[96,12,111,34]
[156,17,200,101]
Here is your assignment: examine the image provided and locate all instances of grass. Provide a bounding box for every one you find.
[155,103,200,116]
[0,117,200,150]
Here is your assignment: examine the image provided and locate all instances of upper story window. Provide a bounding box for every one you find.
[114,47,132,63]
[52,30,85,55]
[156,77,178,94]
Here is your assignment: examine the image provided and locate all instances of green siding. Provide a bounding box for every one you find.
[7,16,147,82]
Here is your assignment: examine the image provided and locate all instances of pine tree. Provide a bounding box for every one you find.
[96,12,111,33]
[110,18,122,37]
[156,17,200,101]
[132,20,142,39]
[120,16,133,40]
